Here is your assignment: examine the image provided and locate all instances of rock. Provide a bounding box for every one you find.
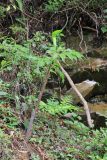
[63,57,107,74]
[65,33,107,74]
[65,80,97,103]
[92,47,107,59]
[66,34,93,53]
[62,113,72,119]
[79,57,107,71]
[66,34,107,59]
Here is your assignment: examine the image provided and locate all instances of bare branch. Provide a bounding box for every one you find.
[58,61,94,128]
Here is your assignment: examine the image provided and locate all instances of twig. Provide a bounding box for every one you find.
[26,20,29,40]
[78,18,84,52]
[62,12,68,30]
[58,61,94,128]
[78,7,99,36]
[23,11,43,22]
[82,26,97,32]
[78,19,88,53]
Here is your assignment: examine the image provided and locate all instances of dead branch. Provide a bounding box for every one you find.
[58,61,94,128]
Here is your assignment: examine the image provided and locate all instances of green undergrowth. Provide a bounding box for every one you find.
[0,104,107,160]
[30,112,107,160]
[0,129,13,160]
[39,96,78,115]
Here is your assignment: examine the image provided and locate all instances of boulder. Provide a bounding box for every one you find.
[65,80,97,103]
